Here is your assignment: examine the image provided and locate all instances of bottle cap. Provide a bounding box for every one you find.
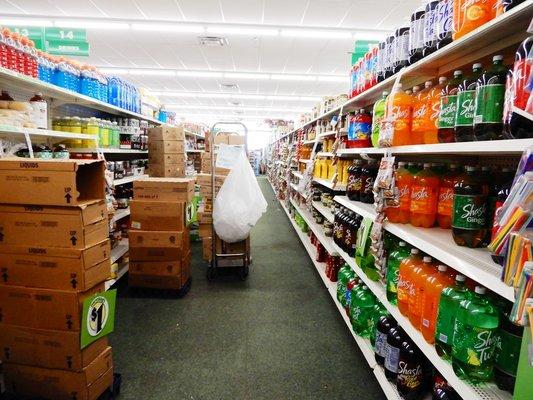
[465,165,477,172]
[383,91,389,96]
[398,161,406,167]
[362,285,368,290]
[439,76,447,84]
[456,274,466,282]
[423,256,432,263]
[449,163,457,169]
[35,92,43,96]
[438,265,448,272]
[473,63,483,69]
[425,81,432,88]
[399,241,406,247]
[412,85,421,92]
[453,70,463,77]
[411,248,419,255]
[475,286,486,294]
[481,166,492,172]
[423,162,431,168]
[493,55,504,62]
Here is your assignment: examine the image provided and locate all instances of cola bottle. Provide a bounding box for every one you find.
[397,339,426,400]
[423,1,440,57]
[409,2,426,64]
[360,159,378,204]
[347,159,364,201]
[375,315,397,365]
[394,25,411,73]
[436,0,453,49]
[385,326,405,381]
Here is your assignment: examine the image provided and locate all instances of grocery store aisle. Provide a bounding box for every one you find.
[110,176,382,400]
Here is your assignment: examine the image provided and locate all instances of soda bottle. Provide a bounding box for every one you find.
[386,162,413,224]
[432,372,459,400]
[412,81,433,144]
[360,159,378,204]
[452,166,489,248]
[388,83,413,147]
[347,159,364,201]
[410,163,440,228]
[427,76,448,144]
[452,286,499,383]
[344,211,358,257]
[350,285,377,337]
[370,303,389,346]
[437,164,459,229]
[385,326,405,381]
[336,264,354,306]
[453,0,497,41]
[421,265,454,343]
[494,306,524,393]
[495,0,525,16]
[473,55,508,141]
[29,93,48,130]
[408,256,436,329]
[376,41,387,83]
[455,63,484,141]
[397,339,426,400]
[435,274,471,359]
[348,109,372,148]
[339,209,351,252]
[437,71,462,143]
[384,35,396,79]
[409,1,427,64]
[371,91,388,147]
[423,1,440,57]
[397,248,422,316]
[436,0,453,49]
[394,25,411,73]
[375,315,397,365]
[386,241,411,305]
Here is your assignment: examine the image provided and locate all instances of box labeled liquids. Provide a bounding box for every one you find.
[2,346,113,400]
[0,159,105,206]
[148,126,185,141]
[0,202,108,249]
[0,324,108,371]
[130,200,186,231]
[134,177,195,202]
[0,240,111,291]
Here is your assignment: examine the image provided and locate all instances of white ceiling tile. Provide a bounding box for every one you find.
[262,0,309,25]
[177,0,224,23]
[219,0,263,24]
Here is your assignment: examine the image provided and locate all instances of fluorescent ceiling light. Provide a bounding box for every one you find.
[152,91,321,102]
[55,20,129,30]
[317,75,348,83]
[232,94,267,100]
[281,29,351,39]
[224,72,270,80]
[271,74,316,81]
[129,69,175,76]
[131,23,204,33]
[175,71,223,78]
[166,105,307,112]
[206,26,278,36]
[0,18,53,27]
[353,30,389,41]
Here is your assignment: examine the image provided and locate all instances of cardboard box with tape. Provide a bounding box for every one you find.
[148,163,185,178]
[149,140,185,154]
[148,126,185,141]
[133,177,195,202]
[130,200,186,231]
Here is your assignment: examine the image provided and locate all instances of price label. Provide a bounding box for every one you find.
[45,27,86,42]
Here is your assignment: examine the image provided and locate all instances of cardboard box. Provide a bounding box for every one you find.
[0,240,111,291]
[129,230,185,248]
[196,173,226,187]
[0,325,108,371]
[0,202,108,249]
[130,200,186,231]
[202,237,212,261]
[148,163,185,178]
[129,273,188,290]
[3,346,113,400]
[216,235,250,255]
[198,223,212,239]
[129,246,184,262]
[228,134,245,146]
[130,258,189,277]
[149,140,185,154]
[0,159,105,206]
[200,185,220,199]
[148,126,185,141]
[149,153,185,166]
[197,211,212,224]
[0,283,104,331]
[134,177,195,202]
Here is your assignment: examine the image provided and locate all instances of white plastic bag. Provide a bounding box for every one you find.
[213,149,268,242]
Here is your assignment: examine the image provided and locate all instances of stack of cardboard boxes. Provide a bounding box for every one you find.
[0,159,114,400]
[129,177,195,290]
[148,126,186,178]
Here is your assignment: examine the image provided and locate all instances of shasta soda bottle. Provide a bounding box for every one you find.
[397,339,426,400]
[409,256,436,330]
[409,1,426,64]
[437,164,459,229]
[411,81,433,144]
[397,248,422,316]
[496,0,525,15]
[435,274,471,359]
[473,55,508,141]
[347,159,364,201]
[432,372,459,400]
[453,0,497,41]
[387,162,413,224]
[375,315,397,365]
[389,83,413,147]
[455,63,484,141]
[372,91,388,147]
[436,0,453,49]
[370,303,389,346]
[452,286,499,383]
[385,326,405,381]
[421,265,454,343]
[437,70,463,143]
[423,1,440,57]
[386,241,411,305]
[410,163,440,228]
[337,264,354,306]
[452,166,489,248]
[350,285,377,337]
[427,76,448,143]
[360,159,378,203]
[494,306,524,393]
[346,277,361,315]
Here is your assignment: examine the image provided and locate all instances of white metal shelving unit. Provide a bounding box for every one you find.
[0,126,99,142]
[111,207,131,223]
[312,201,334,223]
[291,170,303,179]
[113,174,148,186]
[313,177,346,191]
[316,152,335,157]
[68,147,148,154]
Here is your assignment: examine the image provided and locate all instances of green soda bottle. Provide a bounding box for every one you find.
[386,241,411,305]
[435,274,471,360]
[371,91,388,147]
[370,303,389,347]
[350,285,377,338]
[337,265,355,307]
[452,286,500,383]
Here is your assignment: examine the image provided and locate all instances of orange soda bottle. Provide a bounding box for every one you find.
[386,162,413,224]
[389,83,413,146]
[437,164,460,229]
[410,163,440,228]
[411,82,432,144]
[453,0,497,41]
[397,248,422,316]
[420,264,455,343]
[426,76,448,144]
[408,256,436,330]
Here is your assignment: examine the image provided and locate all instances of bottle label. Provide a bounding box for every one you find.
[437,0,453,40]
[409,18,424,53]
[397,183,411,211]
[385,344,400,373]
[344,229,352,248]
[452,194,487,230]
[410,185,438,214]
[375,331,388,357]
[455,90,476,126]
[437,187,454,216]
[349,122,371,141]
[452,322,497,367]
[31,101,48,129]
[363,176,375,194]
[424,4,438,46]
[386,265,399,294]
[474,84,505,124]
[494,328,522,376]
[397,360,423,390]
[397,277,412,302]
[438,95,457,128]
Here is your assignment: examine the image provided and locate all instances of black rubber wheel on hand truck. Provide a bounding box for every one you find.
[207,266,217,281]
[238,265,249,281]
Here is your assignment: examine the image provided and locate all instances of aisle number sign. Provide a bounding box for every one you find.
[80,289,116,348]
[7,26,90,56]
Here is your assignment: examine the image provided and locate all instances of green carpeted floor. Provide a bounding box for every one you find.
[110,176,383,399]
